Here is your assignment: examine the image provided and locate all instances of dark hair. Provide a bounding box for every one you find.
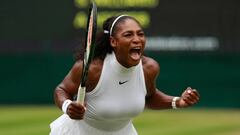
[75,15,141,60]
[94,15,142,60]
[92,16,115,60]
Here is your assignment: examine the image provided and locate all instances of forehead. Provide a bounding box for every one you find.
[116,18,142,32]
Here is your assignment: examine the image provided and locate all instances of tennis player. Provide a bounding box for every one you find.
[50,15,200,135]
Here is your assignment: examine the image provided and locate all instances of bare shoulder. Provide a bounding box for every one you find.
[141,56,160,97]
[141,56,160,77]
[69,59,85,83]
[71,58,103,78]
[90,58,104,70]
[71,60,83,73]
[86,58,104,91]
[89,58,104,77]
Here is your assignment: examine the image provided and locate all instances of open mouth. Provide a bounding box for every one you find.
[129,47,142,61]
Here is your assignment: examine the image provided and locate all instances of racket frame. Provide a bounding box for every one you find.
[77,1,97,104]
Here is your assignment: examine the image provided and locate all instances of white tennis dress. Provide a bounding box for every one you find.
[50,52,147,135]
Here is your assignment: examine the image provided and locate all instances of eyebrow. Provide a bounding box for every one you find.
[122,29,144,34]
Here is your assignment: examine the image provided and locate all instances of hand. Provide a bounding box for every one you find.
[66,101,86,120]
[178,87,200,108]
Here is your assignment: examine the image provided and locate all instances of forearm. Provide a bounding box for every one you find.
[146,87,200,109]
[145,90,176,110]
[54,85,86,119]
[54,86,74,110]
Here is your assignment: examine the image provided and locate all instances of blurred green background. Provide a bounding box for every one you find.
[0,0,240,135]
[1,0,239,107]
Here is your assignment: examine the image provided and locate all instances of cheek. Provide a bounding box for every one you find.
[119,45,129,54]
[141,38,146,48]
[117,40,130,50]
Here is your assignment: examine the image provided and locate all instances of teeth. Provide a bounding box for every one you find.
[132,47,141,50]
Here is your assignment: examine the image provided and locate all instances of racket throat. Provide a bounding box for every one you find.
[77,85,86,105]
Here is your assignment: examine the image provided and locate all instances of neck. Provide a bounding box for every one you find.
[111,52,137,73]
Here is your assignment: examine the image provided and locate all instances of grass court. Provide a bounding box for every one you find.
[0,106,239,135]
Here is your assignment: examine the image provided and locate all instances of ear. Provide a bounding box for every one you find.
[110,36,117,48]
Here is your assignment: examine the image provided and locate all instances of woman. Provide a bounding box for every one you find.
[50,15,200,135]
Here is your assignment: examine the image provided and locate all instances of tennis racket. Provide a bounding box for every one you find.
[77,1,97,105]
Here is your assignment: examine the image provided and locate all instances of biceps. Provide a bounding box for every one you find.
[145,90,172,109]
[60,65,82,96]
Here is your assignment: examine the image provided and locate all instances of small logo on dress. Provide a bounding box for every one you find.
[119,80,128,85]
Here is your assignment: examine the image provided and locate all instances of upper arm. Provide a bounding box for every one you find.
[142,56,160,98]
[57,60,83,97]
[143,56,174,109]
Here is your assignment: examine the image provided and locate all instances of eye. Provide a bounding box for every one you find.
[123,33,132,37]
[137,31,145,37]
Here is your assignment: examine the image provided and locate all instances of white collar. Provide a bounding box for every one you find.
[110,52,138,74]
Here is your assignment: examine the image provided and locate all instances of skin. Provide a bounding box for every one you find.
[54,18,200,120]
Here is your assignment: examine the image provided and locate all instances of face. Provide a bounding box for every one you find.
[110,18,146,68]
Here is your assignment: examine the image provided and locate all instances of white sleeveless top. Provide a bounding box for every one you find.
[50,52,147,135]
[84,52,147,131]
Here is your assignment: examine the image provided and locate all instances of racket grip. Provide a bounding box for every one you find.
[76,85,86,105]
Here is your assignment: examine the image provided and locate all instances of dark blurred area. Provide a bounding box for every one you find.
[0,0,239,108]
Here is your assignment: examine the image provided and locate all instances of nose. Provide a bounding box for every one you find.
[132,34,141,44]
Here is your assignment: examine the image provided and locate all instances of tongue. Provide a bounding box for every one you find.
[130,51,141,61]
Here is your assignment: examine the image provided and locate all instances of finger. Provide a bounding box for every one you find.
[182,97,195,106]
[68,107,85,116]
[187,96,198,105]
[70,102,86,113]
[181,87,192,97]
[187,88,200,97]
[68,113,84,120]
[185,87,194,95]
[183,94,196,105]
[67,106,85,119]
[183,92,199,105]
[67,107,85,120]
[192,89,200,98]
[187,90,200,102]
[186,89,200,99]
[187,91,200,103]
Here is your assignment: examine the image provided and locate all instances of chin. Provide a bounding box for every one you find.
[129,59,141,67]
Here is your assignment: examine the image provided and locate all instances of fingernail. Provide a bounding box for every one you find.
[187,90,191,94]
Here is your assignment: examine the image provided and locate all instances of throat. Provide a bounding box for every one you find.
[111,52,137,73]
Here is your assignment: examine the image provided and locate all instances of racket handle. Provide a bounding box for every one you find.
[76,85,86,105]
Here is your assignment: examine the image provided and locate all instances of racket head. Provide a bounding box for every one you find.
[81,1,97,87]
